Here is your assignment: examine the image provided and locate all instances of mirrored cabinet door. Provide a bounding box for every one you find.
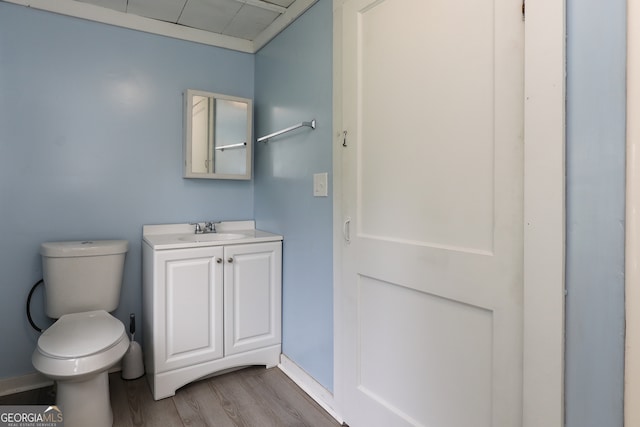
[184,89,252,180]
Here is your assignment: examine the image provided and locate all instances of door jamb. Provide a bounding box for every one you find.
[626,1,640,425]
[522,1,566,426]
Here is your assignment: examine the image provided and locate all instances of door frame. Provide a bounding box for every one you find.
[331,0,566,426]
[626,1,640,425]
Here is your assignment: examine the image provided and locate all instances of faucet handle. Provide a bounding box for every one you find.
[189,222,203,234]
[204,221,220,233]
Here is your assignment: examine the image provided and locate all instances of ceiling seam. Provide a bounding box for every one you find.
[175,0,189,24]
[220,2,245,37]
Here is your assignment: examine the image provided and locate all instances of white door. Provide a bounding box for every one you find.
[340,0,524,426]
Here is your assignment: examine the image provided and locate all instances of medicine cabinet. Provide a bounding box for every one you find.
[183,89,253,180]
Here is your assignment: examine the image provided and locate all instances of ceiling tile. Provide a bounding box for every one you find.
[178,0,242,33]
[76,0,127,13]
[223,4,279,40]
[127,0,187,23]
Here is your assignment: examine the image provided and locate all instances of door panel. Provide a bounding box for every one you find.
[341,0,524,425]
[224,242,282,356]
[357,276,493,427]
[358,0,496,253]
[157,247,224,372]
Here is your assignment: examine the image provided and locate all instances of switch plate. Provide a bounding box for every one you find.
[313,173,328,197]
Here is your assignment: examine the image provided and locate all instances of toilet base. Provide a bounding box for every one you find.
[57,371,113,427]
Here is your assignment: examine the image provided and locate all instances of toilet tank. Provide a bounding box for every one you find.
[40,240,129,318]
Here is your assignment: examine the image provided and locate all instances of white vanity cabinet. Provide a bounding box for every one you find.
[142,222,282,400]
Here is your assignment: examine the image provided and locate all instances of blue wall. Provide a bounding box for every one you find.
[565,0,626,425]
[254,0,334,391]
[0,2,254,379]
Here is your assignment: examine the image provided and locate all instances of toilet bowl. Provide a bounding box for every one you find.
[33,310,129,427]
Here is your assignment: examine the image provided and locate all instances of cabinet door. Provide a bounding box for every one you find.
[155,246,224,372]
[224,242,282,356]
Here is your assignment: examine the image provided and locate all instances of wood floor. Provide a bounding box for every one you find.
[0,367,342,427]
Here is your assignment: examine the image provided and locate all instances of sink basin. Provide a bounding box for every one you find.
[178,233,246,242]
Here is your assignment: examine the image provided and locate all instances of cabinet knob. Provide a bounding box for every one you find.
[216,258,222,264]
[227,257,234,263]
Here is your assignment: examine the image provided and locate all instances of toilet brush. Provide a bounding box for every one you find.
[121,313,144,380]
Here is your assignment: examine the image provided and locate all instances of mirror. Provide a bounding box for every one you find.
[183,89,252,180]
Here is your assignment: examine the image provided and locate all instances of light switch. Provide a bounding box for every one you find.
[313,172,328,197]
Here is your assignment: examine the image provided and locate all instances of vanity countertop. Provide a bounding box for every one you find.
[143,221,282,250]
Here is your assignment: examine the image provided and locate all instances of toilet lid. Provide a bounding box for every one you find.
[38,310,126,358]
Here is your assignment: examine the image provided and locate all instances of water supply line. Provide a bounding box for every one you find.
[26,279,44,333]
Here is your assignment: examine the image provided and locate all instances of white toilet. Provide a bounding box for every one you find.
[32,240,130,427]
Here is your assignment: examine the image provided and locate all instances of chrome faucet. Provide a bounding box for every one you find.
[204,221,219,233]
[190,221,220,234]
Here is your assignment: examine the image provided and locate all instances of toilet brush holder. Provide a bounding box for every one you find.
[122,313,144,380]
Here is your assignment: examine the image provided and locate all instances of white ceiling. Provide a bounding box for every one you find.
[2,0,318,53]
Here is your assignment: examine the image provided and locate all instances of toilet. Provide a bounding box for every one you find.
[32,240,129,427]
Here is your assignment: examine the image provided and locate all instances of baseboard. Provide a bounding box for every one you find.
[278,354,343,424]
[0,372,53,397]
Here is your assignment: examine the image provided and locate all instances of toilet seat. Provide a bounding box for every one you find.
[32,310,128,379]
[37,310,125,358]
